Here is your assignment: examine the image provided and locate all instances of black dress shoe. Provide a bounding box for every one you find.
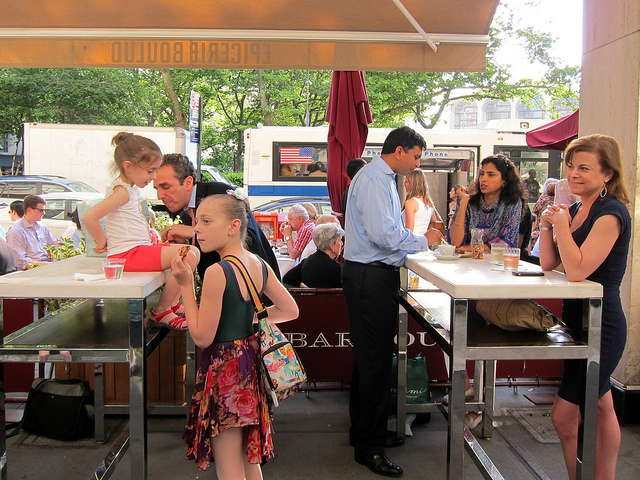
[384,431,404,448]
[355,453,403,477]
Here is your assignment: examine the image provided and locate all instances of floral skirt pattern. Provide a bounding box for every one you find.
[183,334,274,470]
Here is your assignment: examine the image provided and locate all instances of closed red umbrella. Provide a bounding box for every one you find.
[526,109,579,151]
[326,71,373,217]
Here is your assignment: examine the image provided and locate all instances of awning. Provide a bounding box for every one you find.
[0,0,499,72]
[526,109,579,151]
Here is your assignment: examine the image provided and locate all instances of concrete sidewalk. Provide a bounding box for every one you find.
[5,386,640,479]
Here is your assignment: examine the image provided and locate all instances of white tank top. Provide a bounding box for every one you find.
[402,197,433,236]
[105,178,152,256]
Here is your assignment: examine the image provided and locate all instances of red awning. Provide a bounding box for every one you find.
[526,109,579,151]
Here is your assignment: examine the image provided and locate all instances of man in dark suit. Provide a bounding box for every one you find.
[154,153,280,280]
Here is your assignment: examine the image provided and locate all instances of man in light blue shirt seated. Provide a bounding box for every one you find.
[7,194,58,270]
[342,126,444,477]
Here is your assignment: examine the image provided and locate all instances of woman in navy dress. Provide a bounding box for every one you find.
[539,134,631,480]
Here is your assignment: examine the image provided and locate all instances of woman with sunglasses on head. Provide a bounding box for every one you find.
[449,154,526,252]
[446,154,526,429]
[539,135,631,480]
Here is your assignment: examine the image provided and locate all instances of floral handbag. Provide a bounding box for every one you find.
[224,255,307,406]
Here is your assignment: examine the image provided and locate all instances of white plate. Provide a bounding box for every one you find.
[434,253,460,261]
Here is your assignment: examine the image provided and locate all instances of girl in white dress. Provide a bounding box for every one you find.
[83,133,200,329]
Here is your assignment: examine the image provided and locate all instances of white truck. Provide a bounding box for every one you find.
[23,123,198,200]
[242,122,557,217]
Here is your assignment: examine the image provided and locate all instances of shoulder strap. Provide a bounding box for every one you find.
[223,255,269,320]
[6,378,47,438]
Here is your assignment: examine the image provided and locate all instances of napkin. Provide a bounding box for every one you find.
[73,273,105,282]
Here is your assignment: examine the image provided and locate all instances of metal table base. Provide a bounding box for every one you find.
[396,258,602,480]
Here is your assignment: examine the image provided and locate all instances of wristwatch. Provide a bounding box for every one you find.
[539,226,553,231]
[284,235,292,241]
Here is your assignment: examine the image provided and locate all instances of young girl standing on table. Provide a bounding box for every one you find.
[171,192,298,478]
[82,133,200,329]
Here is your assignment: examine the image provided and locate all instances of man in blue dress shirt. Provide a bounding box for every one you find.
[343,126,442,477]
[6,195,58,270]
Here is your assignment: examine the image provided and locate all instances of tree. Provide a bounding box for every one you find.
[0,1,580,175]
[0,68,153,139]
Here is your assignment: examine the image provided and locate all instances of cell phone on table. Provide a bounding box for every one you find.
[512,270,544,276]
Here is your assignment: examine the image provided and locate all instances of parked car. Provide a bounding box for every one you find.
[253,196,333,216]
[199,165,232,184]
[0,191,104,238]
[0,175,98,201]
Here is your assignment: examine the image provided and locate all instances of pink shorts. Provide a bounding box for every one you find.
[109,243,169,272]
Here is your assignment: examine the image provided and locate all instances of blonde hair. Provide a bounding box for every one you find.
[316,214,339,225]
[300,203,318,222]
[201,194,249,242]
[564,134,631,204]
[111,132,162,176]
[405,169,434,207]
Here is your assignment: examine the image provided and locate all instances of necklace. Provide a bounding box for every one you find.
[570,204,585,227]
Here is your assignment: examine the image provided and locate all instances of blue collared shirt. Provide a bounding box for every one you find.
[6,218,58,270]
[344,156,429,267]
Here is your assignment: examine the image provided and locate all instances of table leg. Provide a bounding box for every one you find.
[128,299,147,480]
[94,363,105,443]
[577,297,601,480]
[447,298,468,480]
[481,360,496,439]
[185,335,196,418]
[0,300,6,480]
[396,308,408,437]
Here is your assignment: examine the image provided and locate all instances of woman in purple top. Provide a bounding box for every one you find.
[449,154,525,251]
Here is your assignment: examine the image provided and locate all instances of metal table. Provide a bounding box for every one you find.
[400,252,602,480]
[0,254,170,480]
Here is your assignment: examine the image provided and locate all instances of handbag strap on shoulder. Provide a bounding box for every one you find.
[223,255,269,320]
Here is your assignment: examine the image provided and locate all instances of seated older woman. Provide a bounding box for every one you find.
[283,223,344,288]
[300,213,341,260]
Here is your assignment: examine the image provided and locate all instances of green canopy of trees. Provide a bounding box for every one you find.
[0,2,579,174]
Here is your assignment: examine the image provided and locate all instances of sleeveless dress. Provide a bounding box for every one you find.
[402,197,433,235]
[104,178,152,256]
[558,197,631,404]
[183,259,274,470]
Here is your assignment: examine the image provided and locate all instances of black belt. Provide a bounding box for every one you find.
[367,261,400,272]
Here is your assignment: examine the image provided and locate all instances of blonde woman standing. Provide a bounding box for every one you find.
[402,169,437,234]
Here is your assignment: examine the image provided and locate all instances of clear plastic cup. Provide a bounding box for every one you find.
[490,245,504,265]
[102,258,126,280]
[409,271,420,289]
[502,248,520,271]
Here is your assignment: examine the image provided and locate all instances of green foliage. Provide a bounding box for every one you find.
[43,237,85,261]
[0,1,581,173]
[0,68,154,139]
[40,236,85,313]
[152,211,182,234]
[225,172,243,187]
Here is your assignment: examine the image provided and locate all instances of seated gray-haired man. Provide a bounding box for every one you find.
[280,204,314,261]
